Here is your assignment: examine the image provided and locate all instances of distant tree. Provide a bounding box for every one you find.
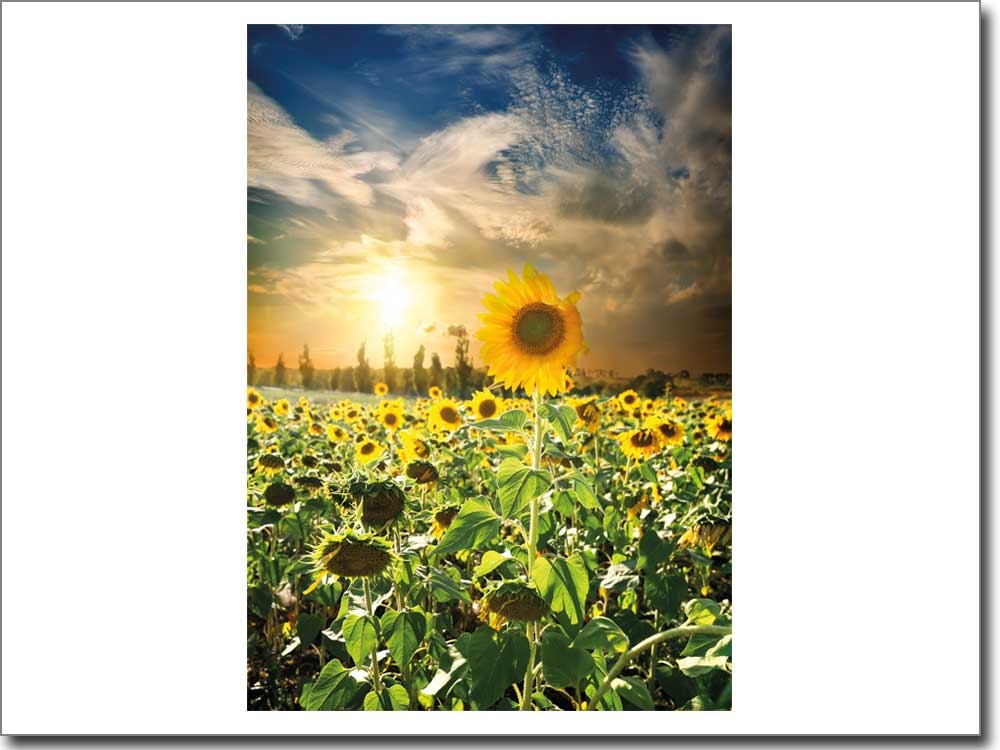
[412,345,428,396]
[299,344,316,390]
[678,369,691,380]
[429,353,444,391]
[444,367,458,396]
[354,343,373,394]
[402,368,416,395]
[341,366,355,392]
[330,367,342,391]
[383,333,397,393]
[247,351,256,385]
[274,353,287,388]
[452,326,473,398]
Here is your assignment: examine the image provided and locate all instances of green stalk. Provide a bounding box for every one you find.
[520,387,545,711]
[586,625,731,710]
[363,577,383,694]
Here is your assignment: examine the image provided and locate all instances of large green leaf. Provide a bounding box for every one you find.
[611,676,655,710]
[569,474,602,512]
[645,572,688,618]
[301,659,368,710]
[637,530,675,573]
[363,683,410,711]
[496,458,551,519]
[296,613,325,646]
[677,654,730,677]
[473,409,527,432]
[455,626,529,709]
[571,616,628,654]
[539,403,578,444]
[683,599,721,626]
[473,549,516,579]
[382,610,426,670]
[532,553,589,629]
[433,497,501,558]
[343,613,379,666]
[540,629,594,689]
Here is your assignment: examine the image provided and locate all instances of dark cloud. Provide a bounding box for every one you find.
[556,171,656,225]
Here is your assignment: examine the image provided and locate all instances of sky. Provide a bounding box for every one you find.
[248,24,731,376]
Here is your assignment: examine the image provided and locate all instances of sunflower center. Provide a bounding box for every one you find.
[385,413,398,426]
[478,400,498,418]
[659,423,676,437]
[361,443,375,455]
[512,303,565,354]
[720,419,732,432]
[440,406,459,424]
[631,430,656,448]
[414,440,429,458]
[624,395,636,405]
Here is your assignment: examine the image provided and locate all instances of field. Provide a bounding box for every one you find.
[247,384,732,711]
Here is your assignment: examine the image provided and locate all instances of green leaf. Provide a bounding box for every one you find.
[677,654,730,677]
[540,403,577,444]
[296,613,324,646]
[637,530,675,573]
[540,630,594,689]
[684,599,721,626]
[611,676,655,710]
[301,659,368,710]
[571,616,629,654]
[532,553,589,628]
[639,461,657,483]
[421,650,468,697]
[455,626,529,709]
[343,613,379,666]
[425,568,472,604]
[645,572,688,618]
[474,409,527,432]
[570,474,602,512]
[598,562,639,592]
[248,583,272,619]
[473,550,516,579]
[433,497,501,558]
[496,458,551,519]
[382,610,426,670]
[363,683,410,711]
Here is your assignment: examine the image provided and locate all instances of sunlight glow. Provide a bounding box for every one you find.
[378,271,410,331]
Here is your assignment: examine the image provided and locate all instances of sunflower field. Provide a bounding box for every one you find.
[247,266,732,711]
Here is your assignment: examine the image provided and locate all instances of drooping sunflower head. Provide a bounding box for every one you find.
[397,430,431,464]
[374,382,389,397]
[480,582,548,624]
[375,399,405,432]
[305,531,395,590]
[257,452,285,476]
[405,460,439,485]
[355,439,384,465]
[429,398,463,433]
[273,399,290,417]
[573,398,601,434]
[476,264,585,396]
[308,421,324,437]
[428,386,443,400]
[430,506,459,538]
[295,475,325,495]
[468,389,502,421]
[646,416,685,447]
[351,479,407,527]
[618,428,661,460]
[256,415,279,434]
[327,424,349,443]
[263,481,296,507]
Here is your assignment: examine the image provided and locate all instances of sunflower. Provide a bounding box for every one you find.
[476,263,585,396]
[355,439,384,465]
[406,460,439,484]
[468,389,502,421]
[706,410,733,442]
[375,399,405,432]
[618,428,661,460]
[247,388,264,411]
[481,582,548,623]
[308,421,324,437]
[304,532,395,593]
[257,453,285,475]
[428,385,443,400]
[396,430,431,464]
[273,399,290,417]
[353,479,406,526]
[374,381,389,397]
[256,415,279,434]
[263,482,296,507]
[617,389,640,410]
[647,416,685,447]
[430,506,459,538]
[428,398,463,433]
[672,396,688,410]
[342,405,362,423]
[573,398,601,434]
[562,371,575,393]
[327,424,348,443]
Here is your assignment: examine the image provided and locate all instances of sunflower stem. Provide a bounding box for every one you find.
[586,625,731,710]
[520,387,545,711]
[362,577,383,694]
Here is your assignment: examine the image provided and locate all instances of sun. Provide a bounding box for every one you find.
[377,271,410,330]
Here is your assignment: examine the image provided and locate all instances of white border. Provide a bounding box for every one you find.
[1,1,980,737]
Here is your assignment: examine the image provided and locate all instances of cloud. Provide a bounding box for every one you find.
[277,24,305,40]
[247,82,399,215]
[247,233,266,245]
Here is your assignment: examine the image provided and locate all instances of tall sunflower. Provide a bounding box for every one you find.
[618,428,660,460]
[468,389,502,421]
[428,398,463,433]
[476,264,585,396]
[355,439,384,465]
[375,399,405,432]
[646,415,685,447]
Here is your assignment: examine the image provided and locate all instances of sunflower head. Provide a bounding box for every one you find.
[308,421,324,437]
[706,410,733,442]
[429,398,463,433]
[263,481,296,507]
[469,389,502,421]
[355,439,384,465]
[646,416,685,447]
[247,388,264,410]
[257,453,285,475]
[327,424,348,443]
[374,382,389,397]
[397,430,431,463]
[274,399,290,417]
[617,389,640,410]
[481,582,548,623]
[476,264,585,396]
[306,531,395,585]
[405,460,439,485]
[430,506,459,538]
[375,399,405,432]
[350,479,406,527]
[619,428,660,460]
[256,415,279,434]
[295,475,325,495]
[428,386,443,400]
[574,398,601,434]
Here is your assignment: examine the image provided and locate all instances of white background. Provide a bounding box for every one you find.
[1,0,985,741]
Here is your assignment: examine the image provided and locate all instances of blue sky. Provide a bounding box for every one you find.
[248,25,731,375]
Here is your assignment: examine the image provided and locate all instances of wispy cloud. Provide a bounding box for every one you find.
[277,24,305,41]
